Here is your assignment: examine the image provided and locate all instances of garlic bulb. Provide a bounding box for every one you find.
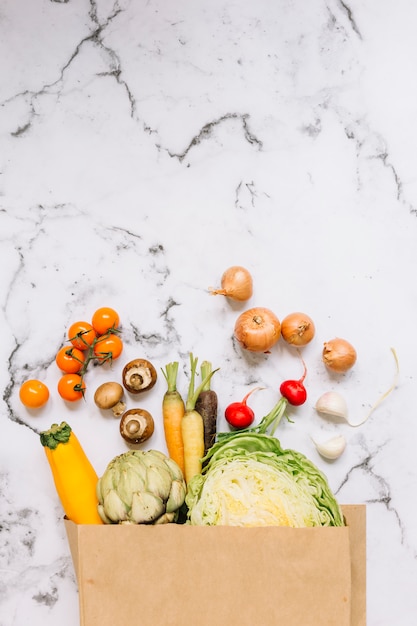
[311,434,347,460]
[315,391,348,421]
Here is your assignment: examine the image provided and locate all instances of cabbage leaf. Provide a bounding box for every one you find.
[186,431,344,527]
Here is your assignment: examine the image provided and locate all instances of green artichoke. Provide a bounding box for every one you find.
[96,449,186,524]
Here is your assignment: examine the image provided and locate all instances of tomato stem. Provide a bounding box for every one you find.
[65,330,120,392]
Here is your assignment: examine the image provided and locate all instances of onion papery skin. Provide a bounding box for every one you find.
[281,312,315,347]
[234,307,281,353]
[210,266,253,302]
[322,338,357,373]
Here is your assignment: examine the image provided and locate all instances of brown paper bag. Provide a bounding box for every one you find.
[65,504,366,626]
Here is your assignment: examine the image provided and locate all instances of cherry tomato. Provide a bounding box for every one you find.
[57,373,86,402]
[19,379,50,408]
[68,321,97,351]
[55,346,85,374]
[93,334,123,363]
[91,307,120,335]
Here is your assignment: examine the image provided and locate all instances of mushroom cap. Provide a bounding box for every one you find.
[94,381,124,409]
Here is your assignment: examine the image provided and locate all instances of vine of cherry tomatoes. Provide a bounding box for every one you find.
[19,307,123,408]
[57,307,123,402]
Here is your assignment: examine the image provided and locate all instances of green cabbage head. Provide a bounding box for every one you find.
[186,432,344,527]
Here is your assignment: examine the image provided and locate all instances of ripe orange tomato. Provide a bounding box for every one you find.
[93,334,123,363]
[19,379,50,408]
[68,321,97,351]
[57,373,86,402]
[91,307,120,335]
[55,346,85,373]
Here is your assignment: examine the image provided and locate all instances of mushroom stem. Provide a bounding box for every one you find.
[126,419,141,435]
[129,373,144,391]
[122,359,157,394]
[120,409,155,444]
[111,400,126,417]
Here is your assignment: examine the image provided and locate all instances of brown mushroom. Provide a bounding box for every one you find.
[120,408,154,444]
[122,358,157,394]
[94,382,126,417]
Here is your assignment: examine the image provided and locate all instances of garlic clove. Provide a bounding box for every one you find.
[315,391,348,421]
[311,434,347,460]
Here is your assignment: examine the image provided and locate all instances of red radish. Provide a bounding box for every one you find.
[279,360,307,406]
[225,387,264,429]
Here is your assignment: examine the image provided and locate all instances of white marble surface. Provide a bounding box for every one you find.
[1,0,417,624]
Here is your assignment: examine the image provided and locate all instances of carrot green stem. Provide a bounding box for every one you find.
[186,354,219,412]
[199,361,212,392]
[161,361,180,393]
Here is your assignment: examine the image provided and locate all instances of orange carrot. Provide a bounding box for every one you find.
[161,361,185,475]
[181,354,219,484]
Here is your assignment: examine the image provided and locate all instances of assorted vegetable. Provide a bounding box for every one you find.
[315,391,349,421]
[194,361,218,454]
[317,347,399,429]
[40,422,103,524]
[224,386,263,430]
[57,373,86,402]
[122,358,157,394]
[279,359,308,406]
[234,307,281,352]
[311,434,347,460]
[186,402,344,527]
[161,361,186,475]
[91,307,120,335]
[94,382,126,416]
[56,307,123,402]
[68,321,97,350]
[25,274,398,529]
[209,265,253,301]
[93,334,123,363]
[280,312,315,347]
[119,408,155,444]
[322,337,357,373]
[55,346,85,374]
[19,379,50,408]
[181,354,219,484]
[96,449,186,524]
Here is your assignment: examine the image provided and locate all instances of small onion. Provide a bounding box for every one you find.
[281,312,315,347]
[209,266,253,302]
[322,337,357,373]
[234,307,281,352]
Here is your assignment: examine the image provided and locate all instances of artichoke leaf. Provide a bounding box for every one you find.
[103,489,129,523]
[164,457,184,482]
[145,465,173,501]
[166,479,186,514]
[154,511,177,525]
[130,491,165,524]
[116,468,146,505]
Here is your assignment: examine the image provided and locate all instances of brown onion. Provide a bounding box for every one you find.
[281,312,315,346]
[209,266,253,302]
[234,307,281,352]
[322,338,357,373]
